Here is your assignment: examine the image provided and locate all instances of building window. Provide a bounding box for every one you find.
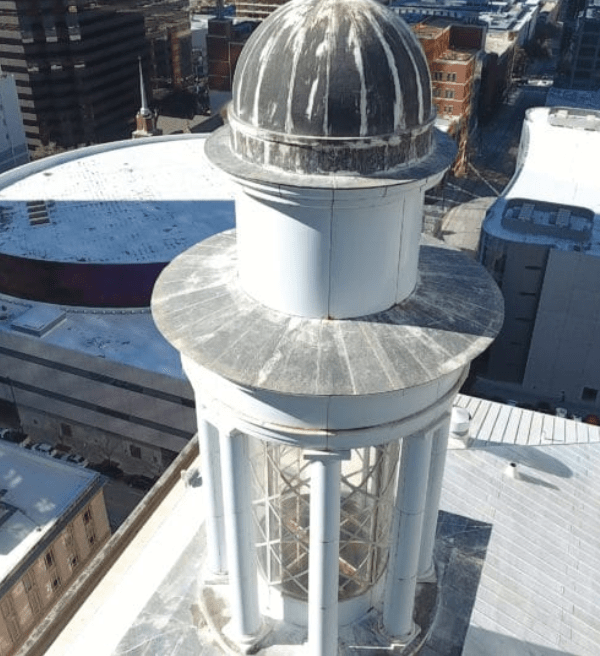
[444,106,453,114]
[60,423,72,437]
[70,555,79,569]
[51,577,61,591]
[45,551,54,569]
[582,387,598,402]
[445,89,454,98]
[433,88,440,97]
[447,72,457,81]
[88,532,96,546]
[433,71,443,80]
[83,508,92,525]
[130,444,142,459]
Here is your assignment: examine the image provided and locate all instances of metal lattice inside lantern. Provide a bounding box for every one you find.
[250,441,399,605]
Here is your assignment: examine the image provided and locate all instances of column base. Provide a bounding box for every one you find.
[388,622,421,651]
[202,570,229,586]
[202,558,229,585]
[222,618,271,654]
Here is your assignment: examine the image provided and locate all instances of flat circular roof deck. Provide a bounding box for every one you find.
[153,230,504,398]
[0,135,236,307]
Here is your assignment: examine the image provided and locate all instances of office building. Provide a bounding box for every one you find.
[0,72,28,173]
[479,106,600,410]
[0,0,148,149]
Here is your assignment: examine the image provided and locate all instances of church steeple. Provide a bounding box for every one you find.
[132,57,162,139]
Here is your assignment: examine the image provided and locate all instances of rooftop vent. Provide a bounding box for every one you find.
[556,208,571,228]
[11,306,65,337]
[26,200,53,226]
[519,203,534,222]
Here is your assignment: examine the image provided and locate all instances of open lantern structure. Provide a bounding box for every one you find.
[151,0,503,654]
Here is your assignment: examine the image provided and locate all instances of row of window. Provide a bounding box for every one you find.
[435,103,454,115]
[433,71,457,82]
[433,88,455,98]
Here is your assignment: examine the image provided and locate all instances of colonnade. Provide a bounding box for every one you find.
[197,412,453,656]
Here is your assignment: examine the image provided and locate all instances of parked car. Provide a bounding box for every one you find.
[31,442,57,457]
[58,453,88,468]
[0,428,29,446]
[126,475,156,491]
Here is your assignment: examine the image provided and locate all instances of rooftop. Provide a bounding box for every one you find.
[483,107,600,251]
[0,441,103,594]
[43,395,600,656]
[0,134,238,378]
[0,135,235,264]
[392,0,539,34]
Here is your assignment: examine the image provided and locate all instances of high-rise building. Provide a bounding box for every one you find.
[565,0,600,89]
[0,0,148,150]
[0,70,29,172]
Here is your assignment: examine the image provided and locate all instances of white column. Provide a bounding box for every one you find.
[305,451,346,656]
[198,417,227,576]
[219,429,262,646]
[383,432,433,641]
[418,417,451,581]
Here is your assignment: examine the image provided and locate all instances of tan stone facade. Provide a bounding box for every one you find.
[0,490,110,656]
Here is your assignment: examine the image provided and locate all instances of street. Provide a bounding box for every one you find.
[424,83,551,235]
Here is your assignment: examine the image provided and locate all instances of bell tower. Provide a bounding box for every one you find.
[152,0,503,653]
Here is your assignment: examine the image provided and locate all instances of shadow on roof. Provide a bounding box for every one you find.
[469,442,573,478]
[422,510,493,655]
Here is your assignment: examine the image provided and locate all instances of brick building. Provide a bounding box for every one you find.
[413,20,484,125]
[145,15,193,91]
[0,442,109,655]
[413,19,484,173]
[233,0,288,20]
[206,18,256,91]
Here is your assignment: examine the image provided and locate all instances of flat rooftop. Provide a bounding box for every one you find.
[0,135,236,264]
[483,106,600,251]
[0,441,102,591]
[44,396,600,656]
[0,134,238,378]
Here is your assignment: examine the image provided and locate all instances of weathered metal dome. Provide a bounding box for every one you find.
[227,0,435,175]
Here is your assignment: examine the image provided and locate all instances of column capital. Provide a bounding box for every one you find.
[304,449,351,462]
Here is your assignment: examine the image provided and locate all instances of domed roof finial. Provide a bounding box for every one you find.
[217,0,438,176]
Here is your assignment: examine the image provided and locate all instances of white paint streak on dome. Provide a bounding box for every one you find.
[285,22,309,134]
[306,79,319,121]
[362,8,404,131]
[322,14,336,137]
[251,32,279,127]
[348,20,368,138]
[396,23,427,125]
